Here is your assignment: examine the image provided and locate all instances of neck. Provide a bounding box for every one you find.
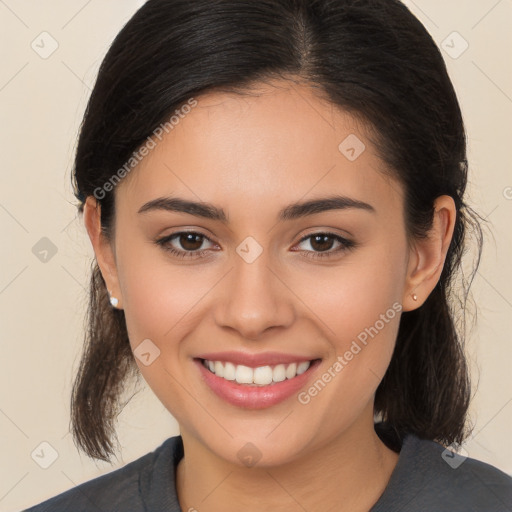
[175,411,399,512]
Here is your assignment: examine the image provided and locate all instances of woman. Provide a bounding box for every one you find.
[24,0,512,511]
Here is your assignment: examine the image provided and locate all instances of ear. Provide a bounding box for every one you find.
[402,195,456,312]
[83,196,123,309]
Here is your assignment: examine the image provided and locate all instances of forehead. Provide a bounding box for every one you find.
[116,80,402,220]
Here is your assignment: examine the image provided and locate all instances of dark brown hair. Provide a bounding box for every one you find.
[70,0,483,461]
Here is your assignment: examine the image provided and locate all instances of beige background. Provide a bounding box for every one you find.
[0,1,511,510]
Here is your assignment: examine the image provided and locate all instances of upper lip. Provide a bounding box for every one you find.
[195,351,319,368]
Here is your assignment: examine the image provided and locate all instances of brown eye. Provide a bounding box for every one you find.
[177,233,205,251]
[309,234,337,252]
[294,232,356,260]
[155,231,216,259]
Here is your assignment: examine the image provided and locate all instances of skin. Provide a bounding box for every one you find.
[83,78,456,512]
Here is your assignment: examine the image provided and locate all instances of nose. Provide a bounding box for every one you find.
[213,251,296,340]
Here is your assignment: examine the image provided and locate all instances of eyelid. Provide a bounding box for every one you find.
[292,231,355,253]
[296,226,354,240]
[155,229,357,260]
[156,230,218,249]
[154,230,217,260]
[157,226,352,243]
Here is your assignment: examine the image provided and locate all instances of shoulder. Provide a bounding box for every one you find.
[373,432,512,512]
[22,436,183,512]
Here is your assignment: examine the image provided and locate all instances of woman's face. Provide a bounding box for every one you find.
[95,80,417,466]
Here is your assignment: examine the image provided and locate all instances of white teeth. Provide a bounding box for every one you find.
[253,366,273,385]
[214,361,224,378]
[296,361,310,375]
[203,359,313,385]
[223,362,236,381]
[272,364,286,382]
[235,364,253,384]
[285,362,297,379]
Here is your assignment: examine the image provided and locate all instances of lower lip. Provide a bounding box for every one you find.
[194,358,322,409]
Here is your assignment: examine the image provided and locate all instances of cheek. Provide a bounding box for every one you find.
[118,251,212,347]
[114,242,216,422]
[114,231,182,340]
[300,239,405,339]
[293,239,406,398]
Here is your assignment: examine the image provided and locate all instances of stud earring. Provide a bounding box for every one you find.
[108,289,119,308]
[412,294,418,301]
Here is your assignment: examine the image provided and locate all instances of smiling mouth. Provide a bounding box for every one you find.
[198,358,321,386]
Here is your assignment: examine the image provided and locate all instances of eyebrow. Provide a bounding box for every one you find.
[137,194,375,222]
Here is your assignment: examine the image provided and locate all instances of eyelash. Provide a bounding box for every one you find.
[155,231,357,260]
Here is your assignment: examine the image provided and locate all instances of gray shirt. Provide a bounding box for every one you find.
[23,424,512,511]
